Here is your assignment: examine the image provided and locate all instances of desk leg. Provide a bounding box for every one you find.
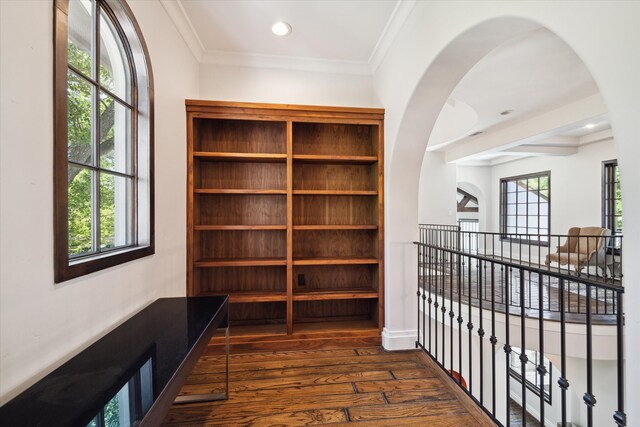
[174,321,230,404]
[225,323,229,399]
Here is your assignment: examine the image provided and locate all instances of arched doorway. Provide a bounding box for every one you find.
[382,13,629,427]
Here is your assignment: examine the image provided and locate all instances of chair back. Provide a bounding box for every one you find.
[577,227,608,255]
[563,227,581,252]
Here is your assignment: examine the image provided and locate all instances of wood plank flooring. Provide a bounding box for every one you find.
[419,260,618,324]
[163,347,493,426]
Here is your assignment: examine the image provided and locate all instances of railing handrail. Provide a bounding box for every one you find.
[419,224,624,240]
[414,241,624,293]
[419,223,624,286]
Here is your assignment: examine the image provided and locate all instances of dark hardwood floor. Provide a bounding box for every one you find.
[509,398,540,427]
[419,260,618,324]
[162,347,494,426]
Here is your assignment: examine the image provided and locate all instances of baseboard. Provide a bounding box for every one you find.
[381,328,418,350]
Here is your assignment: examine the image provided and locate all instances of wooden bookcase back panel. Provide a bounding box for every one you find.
[293,230,377,259]
[293,195,377,225]
[197,266,286,294]
[197,161,286,191]
[198,230,286,260]
[230,302,286,325]
[292,163,377,192]
[292,265,377,291]
[292,122,377,156]
[293,299,375,323]
[194,118,286,153]
[197,194,286,226]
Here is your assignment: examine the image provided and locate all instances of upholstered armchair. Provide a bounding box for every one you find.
[544,227,610,275]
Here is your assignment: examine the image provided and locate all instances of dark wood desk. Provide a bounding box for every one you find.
[0,296,229,427]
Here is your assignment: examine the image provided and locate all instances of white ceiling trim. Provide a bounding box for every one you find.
[368,0,417,73]
[199,50,372,75]
[161,0,415,75]
[159,0,205,62]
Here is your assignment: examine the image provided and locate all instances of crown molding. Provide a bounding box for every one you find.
[369,0,417,73]
[159,0,204,62]
[161,0,414,75]
[199,50,372,75]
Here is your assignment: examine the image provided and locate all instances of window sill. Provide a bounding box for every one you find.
[55,244,154,283]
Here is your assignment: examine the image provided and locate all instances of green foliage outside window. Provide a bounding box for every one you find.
[67,43,117,255]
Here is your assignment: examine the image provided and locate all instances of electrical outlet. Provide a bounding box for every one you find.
[298,274,306,286]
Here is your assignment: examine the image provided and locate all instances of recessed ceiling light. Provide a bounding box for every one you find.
[500,109,514,116]
[272,21,292,36]
[585,123,596,129]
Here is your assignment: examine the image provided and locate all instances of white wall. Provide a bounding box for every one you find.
[418,151,457,224]
[373,1,639,423]
[199,64,377,107]
[0,0,199,403]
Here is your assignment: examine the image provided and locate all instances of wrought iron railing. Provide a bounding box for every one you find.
[420,224,623,286]
[415,238,625,426]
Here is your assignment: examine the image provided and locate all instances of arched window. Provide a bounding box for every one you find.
[54,0,154,282]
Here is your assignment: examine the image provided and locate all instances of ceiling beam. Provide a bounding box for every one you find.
[445,93,607,163]
[501,143,579,156]
[580,128,614,145]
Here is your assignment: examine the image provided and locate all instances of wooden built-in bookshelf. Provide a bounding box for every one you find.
[186,100,384,350]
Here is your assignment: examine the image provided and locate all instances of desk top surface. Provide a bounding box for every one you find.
[0,296,228,427]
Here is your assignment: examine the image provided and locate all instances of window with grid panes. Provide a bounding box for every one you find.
[54,0,154,282]
[602,160,622,251]
[500,172,550,245]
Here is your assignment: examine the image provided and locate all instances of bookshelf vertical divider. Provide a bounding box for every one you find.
[186,100,385,349]
[286,121,294,335]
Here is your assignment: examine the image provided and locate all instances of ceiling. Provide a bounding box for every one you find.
[427,28,611,165]
[162,0,409,73]
[161,2,611,166]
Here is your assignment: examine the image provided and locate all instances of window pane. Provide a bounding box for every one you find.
[69,165,94,256]
[539,202,549,218]
[103,382,129,427]
[539,189,549,200]
[516,191,525,203]
[68,0,94,78]
[100,91,132,174]
[539,176,549,190]
[99,8,131,102]
[68,70,95,166]
[100,173,133,249]
[507,204,516,215]
[517,179,527,190]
